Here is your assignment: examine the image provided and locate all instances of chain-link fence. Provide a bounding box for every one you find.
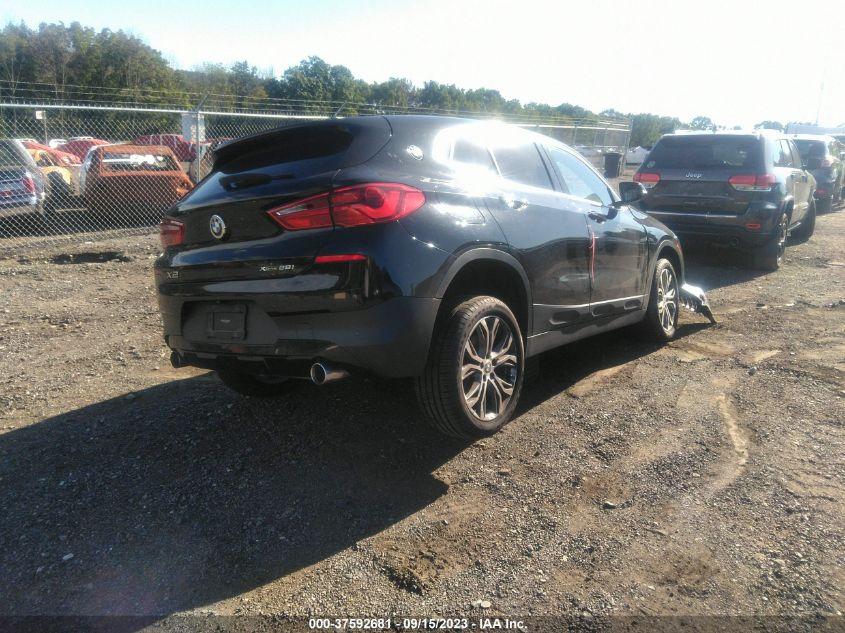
[0,101,629,253]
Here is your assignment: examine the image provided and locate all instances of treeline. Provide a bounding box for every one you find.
[1,21,756,147]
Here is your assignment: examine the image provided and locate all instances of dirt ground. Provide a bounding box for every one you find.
[0,207,843,628]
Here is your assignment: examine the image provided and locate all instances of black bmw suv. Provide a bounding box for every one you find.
[634,131,816,270]
[155,116,709,438]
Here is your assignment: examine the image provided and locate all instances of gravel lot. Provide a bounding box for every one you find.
[0,207,843,627]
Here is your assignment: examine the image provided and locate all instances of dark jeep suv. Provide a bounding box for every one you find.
[155,116,710,438]
[634,132,816,270]
[791,134,844,213]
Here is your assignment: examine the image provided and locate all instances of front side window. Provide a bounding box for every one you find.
[547,146,613,206]
[489,141,553,190]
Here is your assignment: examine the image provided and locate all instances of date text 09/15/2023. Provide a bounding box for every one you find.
[308,617,527,630]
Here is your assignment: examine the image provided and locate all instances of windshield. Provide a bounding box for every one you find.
[101,152,180,172]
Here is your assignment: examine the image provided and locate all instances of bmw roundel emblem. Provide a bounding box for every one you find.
[209,214,227,239]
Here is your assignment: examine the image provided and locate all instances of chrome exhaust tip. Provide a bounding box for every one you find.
[309,362,350,385]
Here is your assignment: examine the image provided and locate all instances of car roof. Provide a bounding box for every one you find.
[789,133,837,142]
[665,129,781,140]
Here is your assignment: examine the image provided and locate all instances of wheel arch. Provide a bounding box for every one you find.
[435,248,532,339]
[643,238,685,308]
[655,240,684,284]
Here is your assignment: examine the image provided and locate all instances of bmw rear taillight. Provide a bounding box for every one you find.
[729,174,775,192]
[633,172,660,188]
[267,183,425,231]
[267,191,333,230]
[21,173,36,194]
[159,218,185,248]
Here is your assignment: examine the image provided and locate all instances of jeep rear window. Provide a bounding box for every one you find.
[644,137,760,170]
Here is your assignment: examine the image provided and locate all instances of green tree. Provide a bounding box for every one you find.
[689,115,715,131]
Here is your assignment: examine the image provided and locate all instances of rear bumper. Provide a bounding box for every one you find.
[160,294,440,378]
[643,202,780,249]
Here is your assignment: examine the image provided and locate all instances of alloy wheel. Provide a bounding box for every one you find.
[461,315,519,421]
[656,266,678,334]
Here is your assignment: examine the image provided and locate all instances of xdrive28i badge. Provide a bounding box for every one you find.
[209,214,227,239]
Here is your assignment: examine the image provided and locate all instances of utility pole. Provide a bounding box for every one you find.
[815,59,827,126]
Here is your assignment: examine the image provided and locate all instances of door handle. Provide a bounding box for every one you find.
[501,195,528,211]
[588,211,608,223]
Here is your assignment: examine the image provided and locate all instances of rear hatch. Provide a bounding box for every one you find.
[638,135,765,215]
[167,118,391,268]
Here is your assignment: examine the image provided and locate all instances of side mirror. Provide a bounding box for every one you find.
[617,181,648,205]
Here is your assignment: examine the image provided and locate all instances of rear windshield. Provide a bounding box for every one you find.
[644,136,761,170]
[180,122,385,210]
[794,140,825,159]
[101,152,179,172]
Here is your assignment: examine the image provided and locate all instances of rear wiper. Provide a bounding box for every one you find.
[220,173,295,191]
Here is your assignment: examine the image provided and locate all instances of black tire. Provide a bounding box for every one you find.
[816,196,831,215]
[750,212,788,271]
[217,370,297,398]
[415,296,524,439]
[791,199,816,242]
[639,258,681,341]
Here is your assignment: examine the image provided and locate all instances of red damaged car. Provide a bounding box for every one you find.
[82,144,193,214]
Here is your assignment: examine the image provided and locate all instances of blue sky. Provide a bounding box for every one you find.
[2,0,844,127]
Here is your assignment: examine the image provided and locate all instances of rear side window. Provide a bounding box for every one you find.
[645,136,760,170]
[490,142,552,189]
[773,140,794,168]
[452,139,495,172]
[547,146,613,206]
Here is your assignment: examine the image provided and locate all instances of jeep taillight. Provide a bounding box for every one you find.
[633,172,660,188]
[159,218,185,248]
[267,183,426,231]
[729,174,776,192]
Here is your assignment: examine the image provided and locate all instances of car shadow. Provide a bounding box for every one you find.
[520,322,710,411]
[681,248,769,292]
[0,320,715,623]
[0,375,464,620]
